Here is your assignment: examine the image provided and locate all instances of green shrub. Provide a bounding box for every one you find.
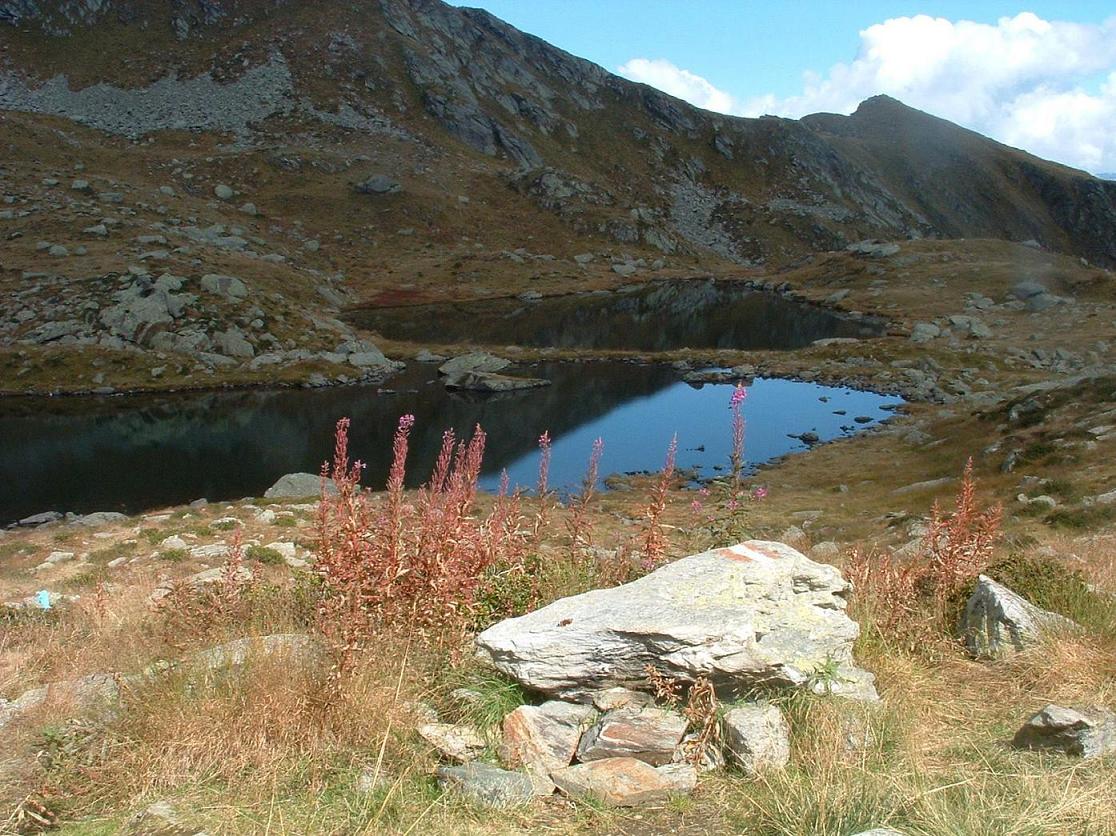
[246,545,284,565]
[1045,505,1116,530]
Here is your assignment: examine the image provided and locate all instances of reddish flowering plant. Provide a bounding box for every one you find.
[729,382,747,495]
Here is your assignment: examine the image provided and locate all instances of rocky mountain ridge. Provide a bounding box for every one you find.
[1,0,1115,269]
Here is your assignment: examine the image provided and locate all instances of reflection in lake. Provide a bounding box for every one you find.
[0,363,902,522]
[349,279,886,351]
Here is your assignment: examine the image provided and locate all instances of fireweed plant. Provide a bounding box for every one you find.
[692,382,768,544]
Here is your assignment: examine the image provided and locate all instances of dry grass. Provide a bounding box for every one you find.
[3,391,1116,833]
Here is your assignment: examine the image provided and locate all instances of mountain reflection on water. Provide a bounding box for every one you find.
[349,279,886,351]
[0,362,902,522]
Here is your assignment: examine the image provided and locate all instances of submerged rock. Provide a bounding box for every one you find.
[475,541,876,702]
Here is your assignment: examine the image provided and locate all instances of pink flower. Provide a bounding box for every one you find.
[730,383,747,408]
[752,486,768,501]
[398,413,415,431]
[691,499,703,514]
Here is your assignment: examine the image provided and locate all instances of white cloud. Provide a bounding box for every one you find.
[617,57,739,114]
[620,13,1116,173]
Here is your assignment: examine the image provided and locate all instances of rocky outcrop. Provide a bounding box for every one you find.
[475,541,877,702]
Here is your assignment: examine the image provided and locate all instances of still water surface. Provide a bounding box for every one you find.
[0,362,902,522]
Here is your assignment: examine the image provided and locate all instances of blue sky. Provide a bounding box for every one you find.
[446,2,1116,173]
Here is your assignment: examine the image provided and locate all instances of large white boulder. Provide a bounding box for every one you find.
[475,541,876,702]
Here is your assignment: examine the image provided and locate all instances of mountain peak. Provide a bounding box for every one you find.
[1,0,1114,267]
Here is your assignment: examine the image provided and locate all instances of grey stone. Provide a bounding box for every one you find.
[355,174,402,195]
[214,327,255,359]
[438,352,511,376]
[847,240,899,258]
[264,472,336,499]
[722,702,790,775]
[475,541,876,702]
[444,371,550,392]
[909,322,941,343]
[214,184,235,200]
[1012,704,1116,758]
[436,762,535,809]
[961,576,1076,658]
[125,800,200,835]
[74,511,128,527]
[200,273,248,300]
[18,511,63,526]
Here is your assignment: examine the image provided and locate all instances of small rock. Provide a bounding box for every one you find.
[551,757,686,807]
[1012,704,1116,758]
[444,370,550,392]
[75,511,128,527]
[418,723,486,763]
[214,184,235,200]
[354,174,402,195]
[590,687,654,712]
[200,273,248,300]
[909,322,941,343]
[501,701,597,793]
[721,703,791,775]
[18,511,63,527]
[436,762,535,809]
[125,800,199,835]
[655,762,698,793]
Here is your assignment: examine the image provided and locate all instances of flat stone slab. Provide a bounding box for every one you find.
[550,757,689,807]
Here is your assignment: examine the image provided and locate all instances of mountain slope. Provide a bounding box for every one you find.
[1,0,1114,270]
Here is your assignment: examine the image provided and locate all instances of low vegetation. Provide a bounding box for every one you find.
[1,391,1114,834]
